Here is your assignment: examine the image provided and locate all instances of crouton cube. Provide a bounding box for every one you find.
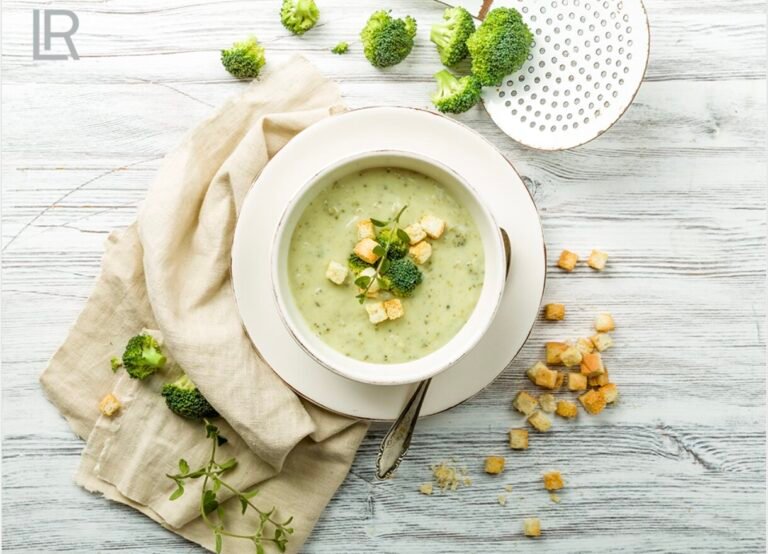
[591,333,613,352]
[365,302,388,324]
[325,261,348,285]
[555,400,578,419]
[404,223,427,245]
[559,346,583,368]
[354,238,381,264]
[577,337,595,355]
[420,214,446,239]
[484,456,505,475]
[383,298,404,320]
[600,383,619,403]
[587,249,609,271]
[580,352,605,377]
[356,218,375,240]
[419,483,433,495]
[409,241,432,265]
[595,312,616,332]
[554,371,565,390]
[527,411,552,432]
[539,393,556,413]
[557,250,579,271]
[546,342,568,365]
[523,518,541,537]
[579,389,607,415]
[509,429,529,450]
[99,393,121,417]
[358,267,380,295]
[544,303,565,321]
[527,362,559,390]
[589,370,610,387]
[543,471,564,491]
[567,372,588,391]
[512,391,539,415]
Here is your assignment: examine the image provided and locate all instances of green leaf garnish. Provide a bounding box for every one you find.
[370,218,388,227]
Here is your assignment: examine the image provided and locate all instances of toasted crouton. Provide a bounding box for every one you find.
[527,411,552,432]
[99,393,121,417]
[527,362,559,390]
[325,261,348,285]
[420,215,446,239]
[580,352,605,377]
[579,389,607,415]
[356,218,375,240]
[589,370,610,387]
[577,337,595,355]
[557,250,579,271]
[590,333,613,352]
[383,299,404,320]
[555,400,578,419]
[509,429,529,450]
[559,346,583,368]
[600,383,619,403]
[539,393,556,413]
[354,238,381,264]
[404,223,427,245]
[567,372,587,391]
[409,241,432,265]
[543,471,564,491]
[546,342,568,365]
[365,302,388,324]
[544,303,565,321]
[512,391,539,415]
[523,518,541,537]
[554,371,566,390]
[484,456,505,475]
[595,312,616,332]
[587,249,609,270]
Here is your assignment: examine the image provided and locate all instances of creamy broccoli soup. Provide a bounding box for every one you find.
[287,167,484,364]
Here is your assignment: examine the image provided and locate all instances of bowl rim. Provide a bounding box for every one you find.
[270,148,508,386]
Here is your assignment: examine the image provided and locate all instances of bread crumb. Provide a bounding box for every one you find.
[555,400,578,419]
[579,389,607,415]
[498,494,508,506]
[527,411,552,432]
[545,342,568,365]
[543,471,564,491]
[557,250,578,271]
[430,461,470,492]
[550,493,561,503]
[523,518,541,537]
[587,249,609,270]
[512,391,539,415]
[484,456,505,475]
[99,393,121,417]
[539,393,556,413]
[595,312,616,332]
[419,483,433,495]
[544,303,565,321]
[504,484,514,492]
[509,428,529,450]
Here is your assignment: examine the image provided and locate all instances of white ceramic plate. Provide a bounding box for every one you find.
[231,107,546,420]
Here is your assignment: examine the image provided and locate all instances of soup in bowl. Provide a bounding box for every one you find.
[272,151,506,385]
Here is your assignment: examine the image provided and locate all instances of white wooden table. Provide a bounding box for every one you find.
[3,0,766,551]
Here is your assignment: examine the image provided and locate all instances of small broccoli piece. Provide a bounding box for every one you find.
[280,0,319,36]
[348,253,372,274]
[110,357,122,372]
[431,69,482,114]
[382,258,423,297]
[430,6,476,66]
[122,333,166,380]
[332,41,349,54]
[376,228,409,259]
[360,10,417,68]
[161,374,218,420]
[466,7,532,86]
[221,36,266,80]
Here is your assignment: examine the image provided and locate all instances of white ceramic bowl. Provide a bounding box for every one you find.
[271,150,507,386]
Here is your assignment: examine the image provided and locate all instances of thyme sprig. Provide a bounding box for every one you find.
[354,205,410,304]
[166,420,294,554]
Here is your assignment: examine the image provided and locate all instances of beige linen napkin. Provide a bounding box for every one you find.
[40,56,369,553]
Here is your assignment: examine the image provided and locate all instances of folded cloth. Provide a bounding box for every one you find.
[40,56,369,553]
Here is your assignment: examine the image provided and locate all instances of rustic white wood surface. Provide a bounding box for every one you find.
[2,0,766,552]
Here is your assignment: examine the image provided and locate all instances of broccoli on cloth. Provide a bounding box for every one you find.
[466,7,532,86]
[360,10,417,68]
[431,69,482,114]
[381,258,423,297]
[430,6,476,67]
[221,36,266,80]
[280,0,320,36]
[161,374,218,420]
[122,333,166,380]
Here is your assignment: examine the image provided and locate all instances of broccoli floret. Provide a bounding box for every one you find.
[110,357,122,372]
[221,36,266,80]
[431,69,482,114]
[280,0,319,36]
[161,374,218,420]
[466,7,532,86]
[430,6,476,66]
[331,41,349,54]
[122,334,166,380]
[382,258,422,297]
[360,10,417,68]
[348,253,372,274]
[376,228,409,259]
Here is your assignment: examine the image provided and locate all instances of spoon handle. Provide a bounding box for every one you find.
[375,378,432,480]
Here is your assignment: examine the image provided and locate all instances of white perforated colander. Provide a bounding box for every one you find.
[481,0,650,150]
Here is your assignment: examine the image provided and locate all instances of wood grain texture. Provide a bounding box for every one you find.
[2,0,766,552]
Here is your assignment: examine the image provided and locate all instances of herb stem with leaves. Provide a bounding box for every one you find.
[355,205,410,303]
[166,420,294,554]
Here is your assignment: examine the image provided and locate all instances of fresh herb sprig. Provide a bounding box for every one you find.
[354,205,410,303]
[167,420,294,554]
